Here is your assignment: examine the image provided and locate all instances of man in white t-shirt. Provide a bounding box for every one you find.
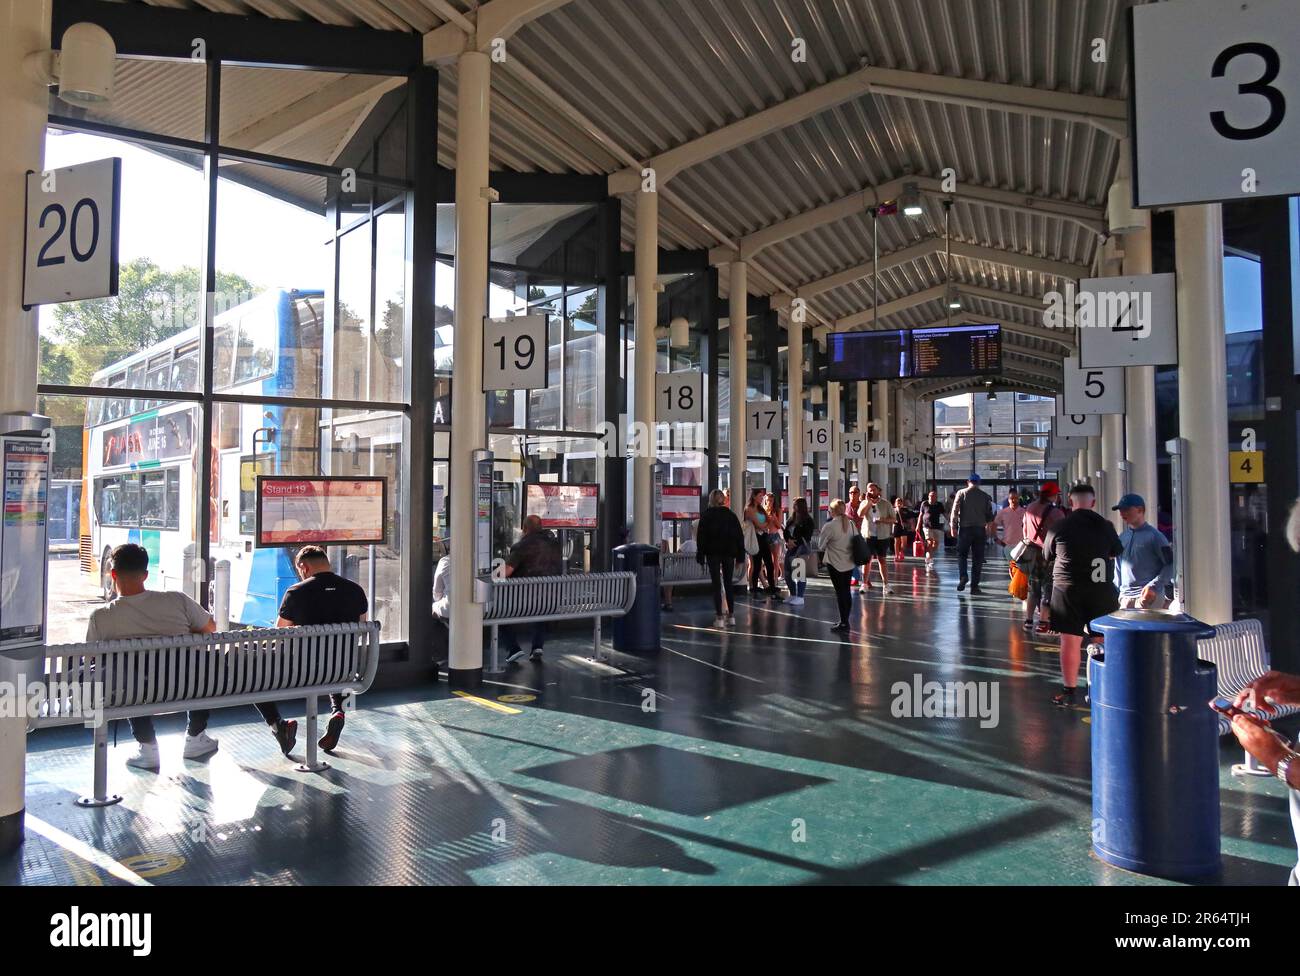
[856,482,895,594]
[86,544,218,772]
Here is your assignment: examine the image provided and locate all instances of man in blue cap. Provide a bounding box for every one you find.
[950,473,995,593]
[1113,492,1173,609]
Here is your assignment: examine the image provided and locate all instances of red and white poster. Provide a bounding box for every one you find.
[525,483,598,529]
[661,485,701,520]
[780,490,831,513]
[257,476,386,546]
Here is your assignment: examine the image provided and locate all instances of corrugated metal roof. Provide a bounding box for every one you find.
[106,0,1149,389]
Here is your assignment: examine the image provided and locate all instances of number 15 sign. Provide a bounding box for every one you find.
[23,158,121,308]
[483,315,548,391]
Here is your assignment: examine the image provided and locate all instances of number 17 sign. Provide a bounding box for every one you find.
[483,315,548,391]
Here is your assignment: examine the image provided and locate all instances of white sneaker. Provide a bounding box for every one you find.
[883,585,894,595]
[788,596,805,607]
[726,614,736,626]
[126,742,160,771]
[713,616,726,627]
[183,731,219,759]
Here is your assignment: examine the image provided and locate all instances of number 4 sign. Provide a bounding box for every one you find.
[483,315,548,391]
[23,158,121,307]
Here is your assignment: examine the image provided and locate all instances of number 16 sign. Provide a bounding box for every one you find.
[483,315,548,391]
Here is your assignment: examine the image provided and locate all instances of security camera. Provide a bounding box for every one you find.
[26,22,116,106]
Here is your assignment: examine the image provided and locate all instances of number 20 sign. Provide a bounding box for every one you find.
[483,315,548,391]
[23,158,121,308]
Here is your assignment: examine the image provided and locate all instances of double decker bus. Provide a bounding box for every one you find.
[80,288,328,627]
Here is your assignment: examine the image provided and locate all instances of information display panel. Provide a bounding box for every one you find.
[256,476,386,547]
[661,485,701,520]
[524,482,599,529]
[825,330,908,381]
[909,324,1002,379]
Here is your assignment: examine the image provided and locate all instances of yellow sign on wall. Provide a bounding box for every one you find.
[1229,451,1264,484]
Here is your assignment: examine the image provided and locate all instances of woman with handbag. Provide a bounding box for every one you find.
[783,496,816,607]
[744,488,781,601]
[818,498,863,633]
[1019,481,1065,634]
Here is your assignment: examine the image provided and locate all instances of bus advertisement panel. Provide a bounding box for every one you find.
[256,476,387,547]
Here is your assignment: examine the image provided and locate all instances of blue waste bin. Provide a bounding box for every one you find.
[1089,609,1220,879]
[611,543,660,653]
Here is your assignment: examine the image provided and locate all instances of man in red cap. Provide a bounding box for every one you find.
[1020,481,1065,634]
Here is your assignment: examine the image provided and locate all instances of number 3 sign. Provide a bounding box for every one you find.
[23,158,121,307]
[483,315,548,391]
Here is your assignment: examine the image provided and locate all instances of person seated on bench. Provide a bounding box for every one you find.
[433,542,452,627]
[85,543,219,772]
[255,545,369,755]
[501,514,562,663]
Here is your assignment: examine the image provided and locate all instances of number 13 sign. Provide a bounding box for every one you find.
[483,315,548,391]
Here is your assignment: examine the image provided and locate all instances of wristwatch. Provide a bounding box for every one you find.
[1277,751,1298,786]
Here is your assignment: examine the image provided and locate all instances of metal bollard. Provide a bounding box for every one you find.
[213,560,231,631]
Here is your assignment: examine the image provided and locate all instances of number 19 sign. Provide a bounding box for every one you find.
[483,315,548,391]
[23,158,121,307]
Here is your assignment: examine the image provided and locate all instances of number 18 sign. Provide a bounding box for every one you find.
[483,315,548,391]
[23,158,121,308]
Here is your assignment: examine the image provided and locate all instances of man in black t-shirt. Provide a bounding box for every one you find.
[918,489,946,571]
[1043,484,1122,709]
[254,545,369,754]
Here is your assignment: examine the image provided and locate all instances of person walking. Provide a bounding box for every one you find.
[818,499,858,633]
[1021,481,1065,634]
[993,491,1024,552]
[950,473,995,593]
[892,496,916,563]
[857,482,895,594]
[783,496,816,607]
[1043,483,1123,707]
[918,488,946,572]
[697,489,746,627]
[846,483,864,588]
[85,544,220,771]
[1113,493,1173,610]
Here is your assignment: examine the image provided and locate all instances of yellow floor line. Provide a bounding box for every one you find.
[451,690,522,715]
[28,814,152,887]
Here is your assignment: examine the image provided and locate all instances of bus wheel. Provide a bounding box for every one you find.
[100,554,116,602]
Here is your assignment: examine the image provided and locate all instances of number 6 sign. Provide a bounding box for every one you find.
[23,158,121,307]
[483,315,548,391]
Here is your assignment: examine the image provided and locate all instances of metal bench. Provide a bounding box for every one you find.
[482,572,636,673]
[1196,618,1300,776]
[33,621,381,805]
[660,551,747,586]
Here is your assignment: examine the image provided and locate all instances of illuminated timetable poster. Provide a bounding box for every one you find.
[0,436,50,648]
[256,476,387,547]
[909,324,1002,379]
[525,483,599,529]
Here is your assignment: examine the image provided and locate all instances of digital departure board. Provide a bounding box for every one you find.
[825,330,908,381]
[909,324,1002,379]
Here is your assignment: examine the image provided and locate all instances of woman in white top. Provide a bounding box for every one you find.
[818,498,858,633]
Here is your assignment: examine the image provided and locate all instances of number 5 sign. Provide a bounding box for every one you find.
[1061,356,1124,416]
[1130,0,1300,206]
[656,371,703,423]
[483,315,548,391]
[23,158,121,307]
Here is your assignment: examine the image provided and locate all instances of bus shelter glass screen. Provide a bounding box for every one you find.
[256,476,387,547]
[909,324,1002,379]
[825,330,908,381]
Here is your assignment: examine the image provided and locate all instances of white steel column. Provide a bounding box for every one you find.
[1175,205,1232,625]
[1101,413,1123,527]
[855,380,869,490]
[1123,225,1159,511]
[632,186,658,543]
[0,0,50,857]
[1085,436,1101,487]
[827,380,841,499]
[728,261,747,517]
[447,50,491,685]
[873,380,890,489]
[787,312,804,504]
[0,0,48,416]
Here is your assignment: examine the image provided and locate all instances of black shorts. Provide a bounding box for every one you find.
[1049,585,1119,637]
[867,537,891,559]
